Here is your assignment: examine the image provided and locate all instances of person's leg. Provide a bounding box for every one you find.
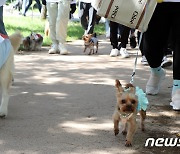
[41,0,47,19]
[170,3,180,110]
[42,0,46,5]
[120,25,130,48]
[119,25,130,58]
[79,2,89,34]
[69,3,76,19]
[144,3,170,95]
[35,0,42,13]
[86,4,96,34]
[24,0,32,15]
[105,19,110,38]
[109,21,119,57]
[47,2,58,53]
[21,0,27,15]
[56,0,70,54]
[129,29,137,49]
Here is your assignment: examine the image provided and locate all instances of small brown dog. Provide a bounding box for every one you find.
[112,79,146,147]
[82,33,99,55]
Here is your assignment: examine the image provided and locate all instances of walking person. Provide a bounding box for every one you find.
[22,0,42,16]
[78,0,97,34]
[144,0,180,110]
[46,0,71,54]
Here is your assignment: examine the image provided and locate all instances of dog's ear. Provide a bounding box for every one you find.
[115,79,124,93]
[82,35,85,40]
[125,83,136,94]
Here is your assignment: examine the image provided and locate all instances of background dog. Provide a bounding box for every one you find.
[113,80,146,147]
[23,32,43,51]
[82,33,99,55]
[0,32,22,118]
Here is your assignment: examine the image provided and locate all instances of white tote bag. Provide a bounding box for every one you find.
[92,0,157,32]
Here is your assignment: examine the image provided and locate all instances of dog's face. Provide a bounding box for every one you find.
[115,80,138,114]
[82,34,93,44]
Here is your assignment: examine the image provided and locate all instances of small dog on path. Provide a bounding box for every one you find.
[112,79,147,147]
[23,32,43,51]
[82,33,99,55]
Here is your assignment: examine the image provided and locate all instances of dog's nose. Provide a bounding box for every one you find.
[126,104,132,110]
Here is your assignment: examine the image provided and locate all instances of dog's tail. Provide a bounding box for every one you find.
[9,31,23,52]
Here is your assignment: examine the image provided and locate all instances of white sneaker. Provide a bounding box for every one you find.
[59,44,68,55]
[119,48,130,58]
[49,44,58,54]
[141,56,148,65]
[170,89,180,111]
[110,49,119,57]
[146,69,166,95]
[161,56,172,68]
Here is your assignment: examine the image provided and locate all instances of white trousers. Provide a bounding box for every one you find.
[47,1,70,44]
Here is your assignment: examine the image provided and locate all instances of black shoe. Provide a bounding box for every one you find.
[130,36,137,49]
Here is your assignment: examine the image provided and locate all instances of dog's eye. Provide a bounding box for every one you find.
[131,100,136,104]
[118,107,120,111]
[121,99,126,104]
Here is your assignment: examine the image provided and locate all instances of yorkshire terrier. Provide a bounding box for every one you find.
[82,33,99,55]
[113,79,146,147]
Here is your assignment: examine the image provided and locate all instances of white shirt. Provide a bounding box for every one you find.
[0,0,6,7]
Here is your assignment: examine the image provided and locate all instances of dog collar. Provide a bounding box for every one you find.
[119,112,134,120]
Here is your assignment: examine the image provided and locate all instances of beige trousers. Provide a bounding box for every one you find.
[47,1,70,45]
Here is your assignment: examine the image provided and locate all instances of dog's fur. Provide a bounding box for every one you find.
[82,33,99,55]
[112,80,146,147]
[23,32,43,51]
[0,32,22,118]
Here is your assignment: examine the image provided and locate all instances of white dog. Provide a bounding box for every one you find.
[0,32,22,118]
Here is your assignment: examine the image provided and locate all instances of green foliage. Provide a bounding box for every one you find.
[4,16,105,46]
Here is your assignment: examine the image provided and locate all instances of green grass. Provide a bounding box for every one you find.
[4,16,105,46]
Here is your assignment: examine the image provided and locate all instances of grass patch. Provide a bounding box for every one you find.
[4,16,105,46]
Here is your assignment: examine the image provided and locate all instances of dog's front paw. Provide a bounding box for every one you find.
[125,140,132,147]
[114,129,119,136]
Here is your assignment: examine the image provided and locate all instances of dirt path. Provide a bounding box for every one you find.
[0,37,179,154]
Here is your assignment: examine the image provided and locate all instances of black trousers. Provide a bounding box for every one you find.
[110,21,130,49]
[143,2,180,79]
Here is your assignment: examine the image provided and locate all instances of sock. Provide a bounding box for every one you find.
[151,66,163,75]
[172,80,180,93]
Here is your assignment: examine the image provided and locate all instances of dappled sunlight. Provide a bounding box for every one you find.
[14,53,153,86]
[34,92,68,97]
[61,120,112,132]
[47,119,112,136]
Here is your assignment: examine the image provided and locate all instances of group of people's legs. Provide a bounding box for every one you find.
[8,0,180,111]
[142,2,180,110]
